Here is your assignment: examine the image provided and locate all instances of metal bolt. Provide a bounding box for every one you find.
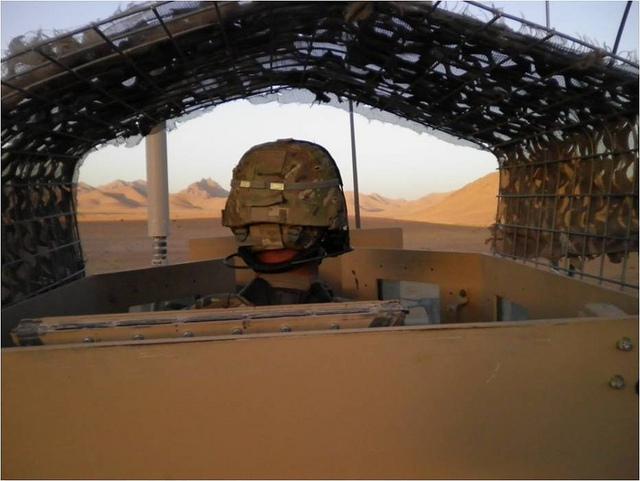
[280,325,292,333]
[132,334,144,341]
[616,337,633,352]
[330,323,340,330]
[82,336,94,343]
[609,375,626,390]
[182,331,194,338]
[231,328,242,335]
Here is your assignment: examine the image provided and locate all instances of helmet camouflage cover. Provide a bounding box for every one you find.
[222,139,350,262]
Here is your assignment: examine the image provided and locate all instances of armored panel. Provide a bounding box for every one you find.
[2,317,637,478]
[0,259,235,346]
[334,248,638,322]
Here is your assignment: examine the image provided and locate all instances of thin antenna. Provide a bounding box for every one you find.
[545,0,550,28]
[348,99,362,229]
[612,1,632,55]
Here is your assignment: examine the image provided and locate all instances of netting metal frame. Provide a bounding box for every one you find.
[1,1,638,307]
[492,116,638,291]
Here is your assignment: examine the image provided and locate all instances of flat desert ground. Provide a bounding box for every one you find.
[78,217,493,275]
[77,172,499,274]
[76,168,636,288]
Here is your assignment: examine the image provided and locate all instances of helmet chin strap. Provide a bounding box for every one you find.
[223,246,328,274]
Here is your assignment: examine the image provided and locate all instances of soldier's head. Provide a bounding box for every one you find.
[222,139,351,273]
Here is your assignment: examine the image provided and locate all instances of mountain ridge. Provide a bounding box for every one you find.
[77,173,499,226]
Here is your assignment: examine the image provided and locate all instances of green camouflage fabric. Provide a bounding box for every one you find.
[222,139,348,251]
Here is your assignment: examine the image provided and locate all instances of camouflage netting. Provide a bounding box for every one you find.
[493,117,638,287]
[1,1,638,305]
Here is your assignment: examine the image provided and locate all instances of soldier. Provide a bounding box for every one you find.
[196,139,351,308]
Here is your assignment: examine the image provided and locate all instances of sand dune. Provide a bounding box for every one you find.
[397,172,499,226]
[101,179,148,201]
[171,178,228,215]
[77,178,227,220]
[181,178,229,199]
[77,173,499,226]
[76,182,147,216]
[344,191,409,215]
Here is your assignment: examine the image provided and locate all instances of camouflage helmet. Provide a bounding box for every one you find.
[222,139,350,272]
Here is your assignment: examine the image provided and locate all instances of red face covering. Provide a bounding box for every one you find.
[255,249,299,265]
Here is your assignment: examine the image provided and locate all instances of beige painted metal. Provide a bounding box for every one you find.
[11,300,406,345]
[336,249,638,321]
[480,254,639,319]
[1,259,235,346]
[3,242,637,478]
[188,227,403,289]
[2,316,638,479]
[185,238,636,323]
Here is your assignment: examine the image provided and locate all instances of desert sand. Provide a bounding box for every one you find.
[78,215,635,289]
[77,173,498,274]
[76,170,634,291]
[78,217,493,275]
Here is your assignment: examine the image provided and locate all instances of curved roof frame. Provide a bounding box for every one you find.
[2,1,638,163]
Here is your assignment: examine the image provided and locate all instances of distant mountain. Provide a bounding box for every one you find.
[102,179,147,195]
[76,178,227,220]
[76,182,95,194]
[180,178,228,198]
[414,192,450,209]
[76,173,499,226]
[396,172,499,226]
[99,179,148,206]
[344,191,408,214]
[76,179,147,215]
[172,178,228,214]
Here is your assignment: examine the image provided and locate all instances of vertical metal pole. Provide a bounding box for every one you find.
[545,1,550,28]
[146,121,170,266]
[348,99,361,229]
[612,1,632,55]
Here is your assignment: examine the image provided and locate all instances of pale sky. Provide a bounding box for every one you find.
[79,100,498,198]
[2,1,638,199]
